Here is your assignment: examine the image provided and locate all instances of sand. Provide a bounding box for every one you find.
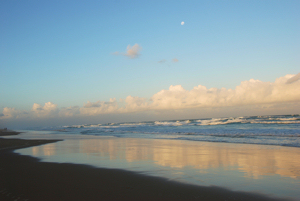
[0,129,21,137]
[0,135,293,201]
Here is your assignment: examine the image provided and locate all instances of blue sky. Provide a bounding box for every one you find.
[1,0,299,127]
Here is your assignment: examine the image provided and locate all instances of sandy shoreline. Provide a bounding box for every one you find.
[0,133,295,201]
[0,129,22,137]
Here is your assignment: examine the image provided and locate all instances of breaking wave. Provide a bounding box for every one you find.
[44,114,299,147]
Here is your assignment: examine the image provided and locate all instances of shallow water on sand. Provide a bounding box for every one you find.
[13,132,300,201]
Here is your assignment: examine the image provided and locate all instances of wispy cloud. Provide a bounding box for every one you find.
[113,44,142,59]
[59,106,80,117]
[158,59,166,63]
[1,73,300,120]
[172,58,179,62]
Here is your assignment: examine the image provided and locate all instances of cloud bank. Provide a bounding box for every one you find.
[1,73,300,124]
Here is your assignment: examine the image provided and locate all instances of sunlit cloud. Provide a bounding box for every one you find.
[31,102,59,118]
[1,73,300,121]
[151,74,300,110]
[286,73,300,84]
[120,96,150,113]
[80,98,118,116]
[1,107,28,119]
[113,44,142,59]
[125,44,142,58]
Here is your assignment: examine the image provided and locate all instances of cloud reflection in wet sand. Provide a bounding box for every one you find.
[23,137,300,199]
[30,138,300,180]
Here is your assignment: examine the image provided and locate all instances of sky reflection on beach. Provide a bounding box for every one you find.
[16,136,300,200]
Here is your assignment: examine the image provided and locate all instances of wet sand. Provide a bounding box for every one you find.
[0,136,293,201]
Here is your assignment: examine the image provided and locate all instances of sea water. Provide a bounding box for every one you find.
[39,114,300,147]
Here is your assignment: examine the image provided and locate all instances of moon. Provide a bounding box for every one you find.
[181,21,185,25]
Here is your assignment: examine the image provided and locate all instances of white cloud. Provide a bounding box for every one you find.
[1,102,58,119]
[120,96,150,113]
[1,107,28,119]
[113,44,142,59]
[80,98,119,116]
[125,44,142,58]
[31,102,59,118]
[286,73,300,84]
[1,73,300,121]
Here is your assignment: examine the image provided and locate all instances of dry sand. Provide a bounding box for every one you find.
[0,134,292,201]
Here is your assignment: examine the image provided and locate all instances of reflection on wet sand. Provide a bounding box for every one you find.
[32,143,56,156]
[30,138,300,180]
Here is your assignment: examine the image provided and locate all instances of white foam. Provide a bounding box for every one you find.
[155,121,183,126]
[119,123,148,126]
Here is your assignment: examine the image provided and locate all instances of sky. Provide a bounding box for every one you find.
[1,0,299,128]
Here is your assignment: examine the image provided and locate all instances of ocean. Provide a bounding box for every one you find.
[40,114,300,148]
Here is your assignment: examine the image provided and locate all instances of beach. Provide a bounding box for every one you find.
[1,131,298,201]
[0,129,21,137]
[2,0,299,200]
